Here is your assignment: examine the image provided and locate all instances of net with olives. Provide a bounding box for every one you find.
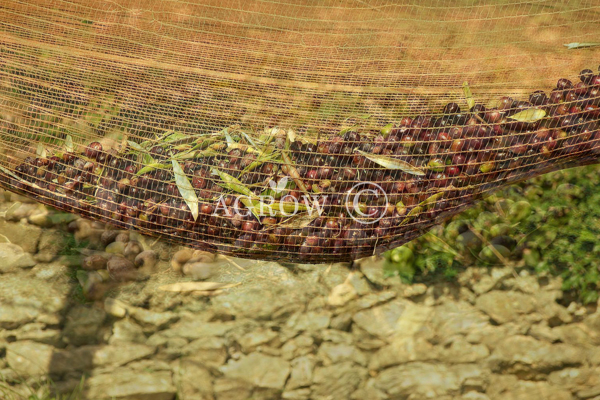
[0,1,599,262]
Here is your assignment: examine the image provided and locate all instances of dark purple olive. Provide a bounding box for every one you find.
[580,69,595,84]
[85,142,103,159]
[557,78,573,90]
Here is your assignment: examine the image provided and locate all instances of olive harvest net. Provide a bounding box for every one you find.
[1,0,600,263]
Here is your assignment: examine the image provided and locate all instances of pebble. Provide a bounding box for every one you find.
[82,254,108,271]
[107,256,138,282]
[182,261,214,281]
[123,240,143,261]
[134,250,158,269]
[105,241,126,255]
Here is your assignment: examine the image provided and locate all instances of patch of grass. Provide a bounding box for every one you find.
[0,371,86,400]
[384,164,600,304]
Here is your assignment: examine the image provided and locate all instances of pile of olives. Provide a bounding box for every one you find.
[3,66,600,263]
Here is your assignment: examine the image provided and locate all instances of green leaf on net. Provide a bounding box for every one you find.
[462,81,475,110]
[563,42,600,49]
[509,108,546,123]
[136,163,170,176]
[211,168,254,198]
[357,150,425,176]
[36,143,47,158]
[65,135,74,153]
[127,140,145,152]
[172,159,199,221]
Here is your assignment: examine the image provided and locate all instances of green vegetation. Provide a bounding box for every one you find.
[384,164,600,304]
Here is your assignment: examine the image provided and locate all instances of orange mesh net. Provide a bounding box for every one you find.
[0,0,599,262]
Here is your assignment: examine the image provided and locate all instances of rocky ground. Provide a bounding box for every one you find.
[1,191,600,400]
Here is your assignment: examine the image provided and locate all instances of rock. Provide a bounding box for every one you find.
[552,323,600,347]
[488,335,586,378]
[548,367,597,391]
[85,368,175,400]
[578,386,600,399]
[357,256,402,286]
[286,355,316,390]
[282,388,312,400]
[475,291,537,324]
[160,319,235,340]
[173,358,214,400]
[115,232,130,243]
[183,261,214,281]
[352,299,432,338]
[181,336,228,369]
[462,267,513,294]
[491,379,575,400]
[237,328,279,353]
[189,250,216,263]
[311,361,367,400]
[82,254,108,271]
[210,262,312,320]
[123,240,143,261]
[134,250,158,269]
[0,220,42,253]
[328,281,358,307]
[281,335,315,361]
[220,353,290,390]
[373,362,465,398]
[12,322,61,346]
[369,337,437,370]
[6,341,88,377]
[213,378,253,400]
[107,256,138,281]
[109,319,147,344]
[0,274,69,329]
[130,308,179,331]
[0,243,35,272]
[62,305,106,346]
[171,248,194,273]
[104,298,131,318]
[439,337,490,363]
[291,311,331,332]
[330,312,353,331]
[37,230,70,261]
[529,322,560,342]
[91,343,155,367]
[431,301,490,339]
[105,241,126,255]
[100,230,120,246]
[317,342,367,366]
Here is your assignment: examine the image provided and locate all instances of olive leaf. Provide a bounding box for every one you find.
[357,150,425,176]
[36,143,47,158]
[419,191,445,209]
[127,140,145,152]
[462,81,475,110]
[136,163,170,176]
[509,109,546,122]
[0,165,42,189]
[274,213,319,229]
[564,42,600,49]
[399,205,423,226]
[65,135,74,153]
[248,198,307,216]
[172,159,199,221]
[287,129,297,143]
[211,168,254,197]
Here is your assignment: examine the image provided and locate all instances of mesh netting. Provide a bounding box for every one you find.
[0,0,599,262]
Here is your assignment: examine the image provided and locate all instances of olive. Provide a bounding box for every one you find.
[85,142,103,159]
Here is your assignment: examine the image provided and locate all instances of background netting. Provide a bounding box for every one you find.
[0,0,599,262]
